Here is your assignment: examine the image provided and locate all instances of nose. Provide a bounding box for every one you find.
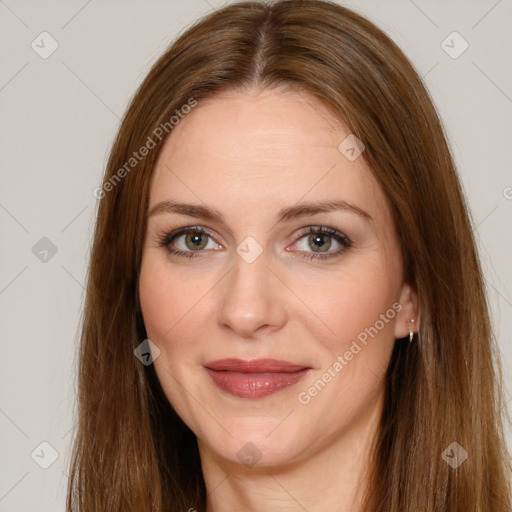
[216,247,287,338]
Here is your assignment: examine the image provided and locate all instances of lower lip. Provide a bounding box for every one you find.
[205,368,310,398]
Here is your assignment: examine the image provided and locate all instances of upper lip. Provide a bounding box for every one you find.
[204,358,310,373]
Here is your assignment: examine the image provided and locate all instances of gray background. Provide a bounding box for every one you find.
[0,0,510,510]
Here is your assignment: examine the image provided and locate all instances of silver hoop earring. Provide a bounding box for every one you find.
[408,318,415,343]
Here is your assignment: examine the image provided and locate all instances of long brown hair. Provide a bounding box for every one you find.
[67,1,511,510]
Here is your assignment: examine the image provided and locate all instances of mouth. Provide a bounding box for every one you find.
[204,358,312,399]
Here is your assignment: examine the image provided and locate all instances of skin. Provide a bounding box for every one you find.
[139,87,418,512]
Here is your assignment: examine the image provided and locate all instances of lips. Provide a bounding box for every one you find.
[204,358,311,398]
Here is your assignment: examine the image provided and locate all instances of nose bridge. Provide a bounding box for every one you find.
[217,243,286,337]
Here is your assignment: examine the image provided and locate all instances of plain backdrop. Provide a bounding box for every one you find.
[0,1,511,510]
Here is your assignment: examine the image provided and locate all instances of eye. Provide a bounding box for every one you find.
[290,225,352,261]
[157,224,352,261]
[159,226,221,259]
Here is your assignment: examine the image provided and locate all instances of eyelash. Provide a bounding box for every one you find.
[157,225,352,262]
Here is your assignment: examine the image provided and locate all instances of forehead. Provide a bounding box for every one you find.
[149,89,389,224]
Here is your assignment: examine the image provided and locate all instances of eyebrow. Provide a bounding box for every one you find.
[148,199,372,224]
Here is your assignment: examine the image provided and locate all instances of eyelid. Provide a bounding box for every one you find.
[161,225,222,246]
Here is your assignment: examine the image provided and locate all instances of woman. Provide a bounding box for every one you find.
[67,1,511,510]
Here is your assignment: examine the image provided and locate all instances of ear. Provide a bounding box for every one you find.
[394,282,420,339]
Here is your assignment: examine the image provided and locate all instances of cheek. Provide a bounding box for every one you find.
[291,260,401,425]
[295,258,400,359]
[140,252,401,349]
[139,259,171,339]
[138,253,219,364]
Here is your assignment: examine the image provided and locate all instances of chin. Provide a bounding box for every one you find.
[196,412,313,469]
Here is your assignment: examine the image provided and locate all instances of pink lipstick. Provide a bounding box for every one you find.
[204,358,311,398]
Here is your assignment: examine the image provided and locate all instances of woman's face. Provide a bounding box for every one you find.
[139,88,416,468]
